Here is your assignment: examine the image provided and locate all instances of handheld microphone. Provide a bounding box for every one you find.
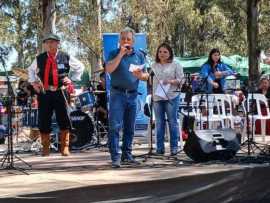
[125,45,131,50]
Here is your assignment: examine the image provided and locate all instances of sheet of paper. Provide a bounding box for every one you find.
[154,81,171,99]
[129,64,145,72]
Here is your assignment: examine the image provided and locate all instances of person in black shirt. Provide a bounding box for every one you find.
[257,77,270,102]
[95,72,107,128]
[17,80,36,106]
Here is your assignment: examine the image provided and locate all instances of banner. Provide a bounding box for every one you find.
[102,33,149,130]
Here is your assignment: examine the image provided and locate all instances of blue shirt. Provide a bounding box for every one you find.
[107,48,145,91]
[200,62,235,93]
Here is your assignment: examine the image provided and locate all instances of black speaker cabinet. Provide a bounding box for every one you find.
[184,128,240,162]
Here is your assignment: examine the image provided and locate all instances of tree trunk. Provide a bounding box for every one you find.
[247,0,260,85]
[39,0,56,52]
[16,2,24,68]
[97,0,102,70]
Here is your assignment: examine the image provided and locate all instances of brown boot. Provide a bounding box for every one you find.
[41,133,50,156]
[60,130,70,156]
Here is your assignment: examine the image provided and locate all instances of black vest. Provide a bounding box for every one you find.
[37,51,70,88]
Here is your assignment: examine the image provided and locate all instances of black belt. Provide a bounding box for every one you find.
[112,86,137,93]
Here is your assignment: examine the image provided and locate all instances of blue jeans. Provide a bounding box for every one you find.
[153,95,180,153]
[108,89,137,162]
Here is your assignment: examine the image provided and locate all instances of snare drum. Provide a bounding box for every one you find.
[78,91,95,109]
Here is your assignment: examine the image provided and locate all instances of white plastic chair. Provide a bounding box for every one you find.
[191,94,224,129]
[211,94,238,128]
[247,93,270,142]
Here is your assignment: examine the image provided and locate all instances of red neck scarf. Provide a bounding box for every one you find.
[43,52,58,90]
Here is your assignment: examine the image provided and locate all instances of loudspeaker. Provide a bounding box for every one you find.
[184,128,240,162]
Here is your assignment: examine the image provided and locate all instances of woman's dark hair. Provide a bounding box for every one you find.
[155,43,174,63]
[206,48,221,68]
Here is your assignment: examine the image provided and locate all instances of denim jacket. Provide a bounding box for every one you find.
[200,62,235,93]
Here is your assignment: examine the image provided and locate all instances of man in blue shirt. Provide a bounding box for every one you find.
[106,28,149,168]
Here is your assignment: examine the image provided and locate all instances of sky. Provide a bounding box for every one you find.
[0,48,17,72]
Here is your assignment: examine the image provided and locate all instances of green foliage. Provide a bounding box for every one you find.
[0,0,40,68]
[0,0,269,73]
[102,0,269,57]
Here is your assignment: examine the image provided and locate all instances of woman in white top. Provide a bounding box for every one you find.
[152,43,184,155]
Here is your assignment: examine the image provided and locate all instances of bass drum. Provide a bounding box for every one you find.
[69,110,94,149]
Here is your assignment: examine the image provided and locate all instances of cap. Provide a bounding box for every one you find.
[42,33,60,42]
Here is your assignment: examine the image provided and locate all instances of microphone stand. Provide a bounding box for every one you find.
[241,81,266,156]
[197,77,209,130]
[135,71,161,160]
[0,60,31,174]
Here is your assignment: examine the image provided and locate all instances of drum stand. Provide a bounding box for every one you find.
[0,62,31,174]
[90,101,108,149]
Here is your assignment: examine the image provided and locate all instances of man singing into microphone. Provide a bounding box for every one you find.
[106,27,149,168]
[28,33,84,156]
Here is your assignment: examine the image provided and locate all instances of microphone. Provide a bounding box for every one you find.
[148,68,155,76]
[125,45,131,50]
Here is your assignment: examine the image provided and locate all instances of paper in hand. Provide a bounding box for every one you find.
[129,64,145,72]
[154,80,170,99]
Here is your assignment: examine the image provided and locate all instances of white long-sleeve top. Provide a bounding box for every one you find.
[28,52,85,83]
[152,61,184,101]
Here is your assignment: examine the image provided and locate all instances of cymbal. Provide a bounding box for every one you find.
[12,68,28,81]
[93,68,104,73]
[93,90,105,94]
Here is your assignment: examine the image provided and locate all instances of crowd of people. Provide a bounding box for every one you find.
[1,27,270,168]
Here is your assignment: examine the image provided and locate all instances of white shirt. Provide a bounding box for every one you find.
[152,61,184,101]
[28,52,85,83]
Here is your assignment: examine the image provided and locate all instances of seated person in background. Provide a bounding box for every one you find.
[260,49,270,65]
[255,77,270,135]
[257,77,270,102]
[200,48,235,94]
[17,80,36,106]
[95,72,107,127]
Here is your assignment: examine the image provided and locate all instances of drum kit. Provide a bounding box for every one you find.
[69,87,108,150]
[0,77,108,153]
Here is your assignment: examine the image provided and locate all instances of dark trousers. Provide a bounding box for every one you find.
[38,90,70,133]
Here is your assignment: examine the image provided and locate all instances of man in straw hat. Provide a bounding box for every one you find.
[28,33,84,156]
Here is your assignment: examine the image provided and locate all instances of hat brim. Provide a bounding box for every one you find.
[43,38,60,42]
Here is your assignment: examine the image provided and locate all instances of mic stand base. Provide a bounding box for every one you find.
[240,139,268,156]
[1,151,32,175]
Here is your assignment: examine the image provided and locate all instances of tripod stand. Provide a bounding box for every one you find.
[241,83,267,155]
[0,64,31,173]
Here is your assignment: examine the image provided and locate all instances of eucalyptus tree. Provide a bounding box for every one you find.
[0,0,40,68]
